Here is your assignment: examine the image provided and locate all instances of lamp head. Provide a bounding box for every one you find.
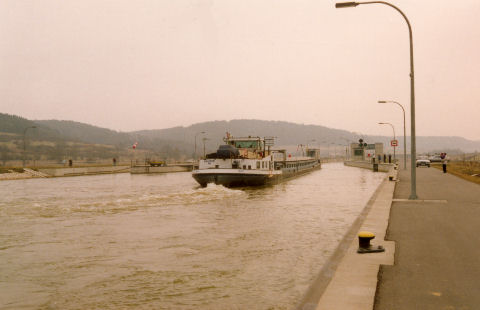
[335,2,359,8]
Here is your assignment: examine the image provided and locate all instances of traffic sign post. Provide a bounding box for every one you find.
[391,140,398,163]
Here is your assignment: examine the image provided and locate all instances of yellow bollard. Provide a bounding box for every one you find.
[357,231,385,254]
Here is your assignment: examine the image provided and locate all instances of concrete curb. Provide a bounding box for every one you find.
[38,165,130,177]
[312,167,397,310]
[344,160,395,173]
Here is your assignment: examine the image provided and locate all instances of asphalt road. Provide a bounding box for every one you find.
[375,165,480,310]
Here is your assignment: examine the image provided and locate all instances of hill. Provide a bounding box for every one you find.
[135,119,480,155]
[35,120,132,146]
[1,113,479,164]
[0,113,193,162]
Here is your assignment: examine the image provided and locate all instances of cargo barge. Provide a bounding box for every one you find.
[192,135,321,187]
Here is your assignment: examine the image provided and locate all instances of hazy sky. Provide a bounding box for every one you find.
[1,0,479,140]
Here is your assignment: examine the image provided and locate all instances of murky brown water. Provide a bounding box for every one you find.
[0,163,385,310]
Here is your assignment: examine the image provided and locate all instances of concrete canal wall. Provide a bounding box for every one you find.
[2,164,193,180]
[130,165,191,174]
[298,164,398,310]
[38,165,130,177]
[344,160,395,172]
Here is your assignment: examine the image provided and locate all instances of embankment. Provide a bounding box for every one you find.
[130,165,191,174]
[38,165,130,177]
[344,160,394,172]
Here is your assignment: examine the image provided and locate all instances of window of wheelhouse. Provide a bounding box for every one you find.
[234,140,259,149]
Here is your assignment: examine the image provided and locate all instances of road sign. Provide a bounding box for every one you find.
[391,140,398,147]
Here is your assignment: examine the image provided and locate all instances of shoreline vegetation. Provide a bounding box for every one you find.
[432,161,480,185]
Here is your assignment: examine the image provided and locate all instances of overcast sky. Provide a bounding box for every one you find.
[1,0,479,140]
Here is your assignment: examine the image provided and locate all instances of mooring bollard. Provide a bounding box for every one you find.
[357,231,385,254]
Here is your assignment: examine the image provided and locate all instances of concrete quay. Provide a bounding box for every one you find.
[344,160,395,172]
[298,162,397,310]
[0,163,194,180]
[130,165,191,174]
[38,165,130,177]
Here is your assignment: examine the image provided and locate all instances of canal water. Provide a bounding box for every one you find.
[0,163,385,310]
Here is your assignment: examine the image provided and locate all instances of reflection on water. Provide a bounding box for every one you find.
[0,163,385,309]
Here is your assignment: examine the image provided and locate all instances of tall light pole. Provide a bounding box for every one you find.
[306,139,316,157]
[194,131,205,160]
[340,137,354,160]
[329,143,337,160]
[23,126,37,168]
[378,122,396,161]
[202,137,209,158]
[320,141,329,159]
[335,1,417,199]
[338,143,349,160]
[379,100,406,169]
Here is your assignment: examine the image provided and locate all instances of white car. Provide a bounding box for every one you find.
[428,155,442,162]
[416,157,431,168]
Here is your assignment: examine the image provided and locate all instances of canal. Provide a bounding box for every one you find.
[0,163,385,310]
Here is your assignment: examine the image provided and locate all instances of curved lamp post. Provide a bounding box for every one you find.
[194,131,205,160]
[202,137,209,158]
[379,100,406,169]
[23,126,37,168]
[340,137,354,160]
[306,139,316,157]
[335,1,417,199]
[329,143,339,160]
[378,122,396,161]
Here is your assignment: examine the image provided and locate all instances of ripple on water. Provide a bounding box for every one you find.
[1,183,247,219]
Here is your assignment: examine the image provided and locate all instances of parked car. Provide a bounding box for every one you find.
[148,160,166,167]
[428,155,442,162]
[416,157,431,168]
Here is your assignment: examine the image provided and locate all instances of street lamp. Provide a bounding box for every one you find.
[379,100,406,169]
[340,137,354,160]
[335,1,417,199]
[202,137,209,158]
[333,142,348,160]
[378,122,396,161]
[306,139,316,157]
[329,143,337,160]
[23,126,37,168]
[194,131,205,160]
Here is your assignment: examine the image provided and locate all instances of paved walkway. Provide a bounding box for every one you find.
[375,166,480,309]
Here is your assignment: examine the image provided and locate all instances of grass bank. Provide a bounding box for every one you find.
[432,162,480,185]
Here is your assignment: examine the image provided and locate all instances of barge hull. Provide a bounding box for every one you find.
[192,173,279,187]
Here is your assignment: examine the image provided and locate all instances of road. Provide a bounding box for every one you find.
[375,165,480,309]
